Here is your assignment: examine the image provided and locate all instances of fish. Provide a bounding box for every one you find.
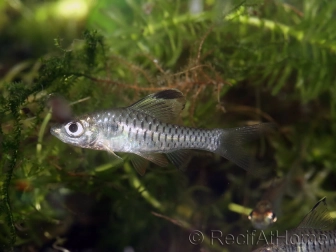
[249,177,286,230]
[50,89,273,175]
[252,197,336,252]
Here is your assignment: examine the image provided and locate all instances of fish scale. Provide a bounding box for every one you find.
[93,109,220,153]
[256,229,336,252]
[51,89,273,175]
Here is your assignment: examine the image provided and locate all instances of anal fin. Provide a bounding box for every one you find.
[129,155,149,176]
[129,152,169,175]
[166,150,192,171]
[136,152,169,167]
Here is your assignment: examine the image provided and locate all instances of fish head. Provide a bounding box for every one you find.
[50,118,99,148]
[248,200,277,230]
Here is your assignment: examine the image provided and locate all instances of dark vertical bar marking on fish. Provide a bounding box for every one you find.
[133,119,136,128]
[158,132,161,141]
[151,132,154,142]
[135,130,139,140]
[141,120,144,129]
[136,113,141,121]
[149,123,152,131]
[144,130,147,141]
[128,127,131,138]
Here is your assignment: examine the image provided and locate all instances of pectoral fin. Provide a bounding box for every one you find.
[101,142,123,160]
[128,89,186,124]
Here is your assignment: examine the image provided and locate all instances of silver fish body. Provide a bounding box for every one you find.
[75,108,219,153]
[254,229,336,252]
[50,89,272,175]
[253,198,336,252]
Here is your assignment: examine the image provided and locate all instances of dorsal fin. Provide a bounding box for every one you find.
[128,89,186,123]
[297,197,333,230]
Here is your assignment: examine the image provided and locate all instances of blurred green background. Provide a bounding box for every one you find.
[1,0,336,251]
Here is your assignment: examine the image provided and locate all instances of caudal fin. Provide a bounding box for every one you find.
[215,123,275,172]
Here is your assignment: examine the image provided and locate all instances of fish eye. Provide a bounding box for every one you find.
[65,121,84,137]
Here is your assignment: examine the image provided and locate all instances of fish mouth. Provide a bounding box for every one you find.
[50,126,61,137]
